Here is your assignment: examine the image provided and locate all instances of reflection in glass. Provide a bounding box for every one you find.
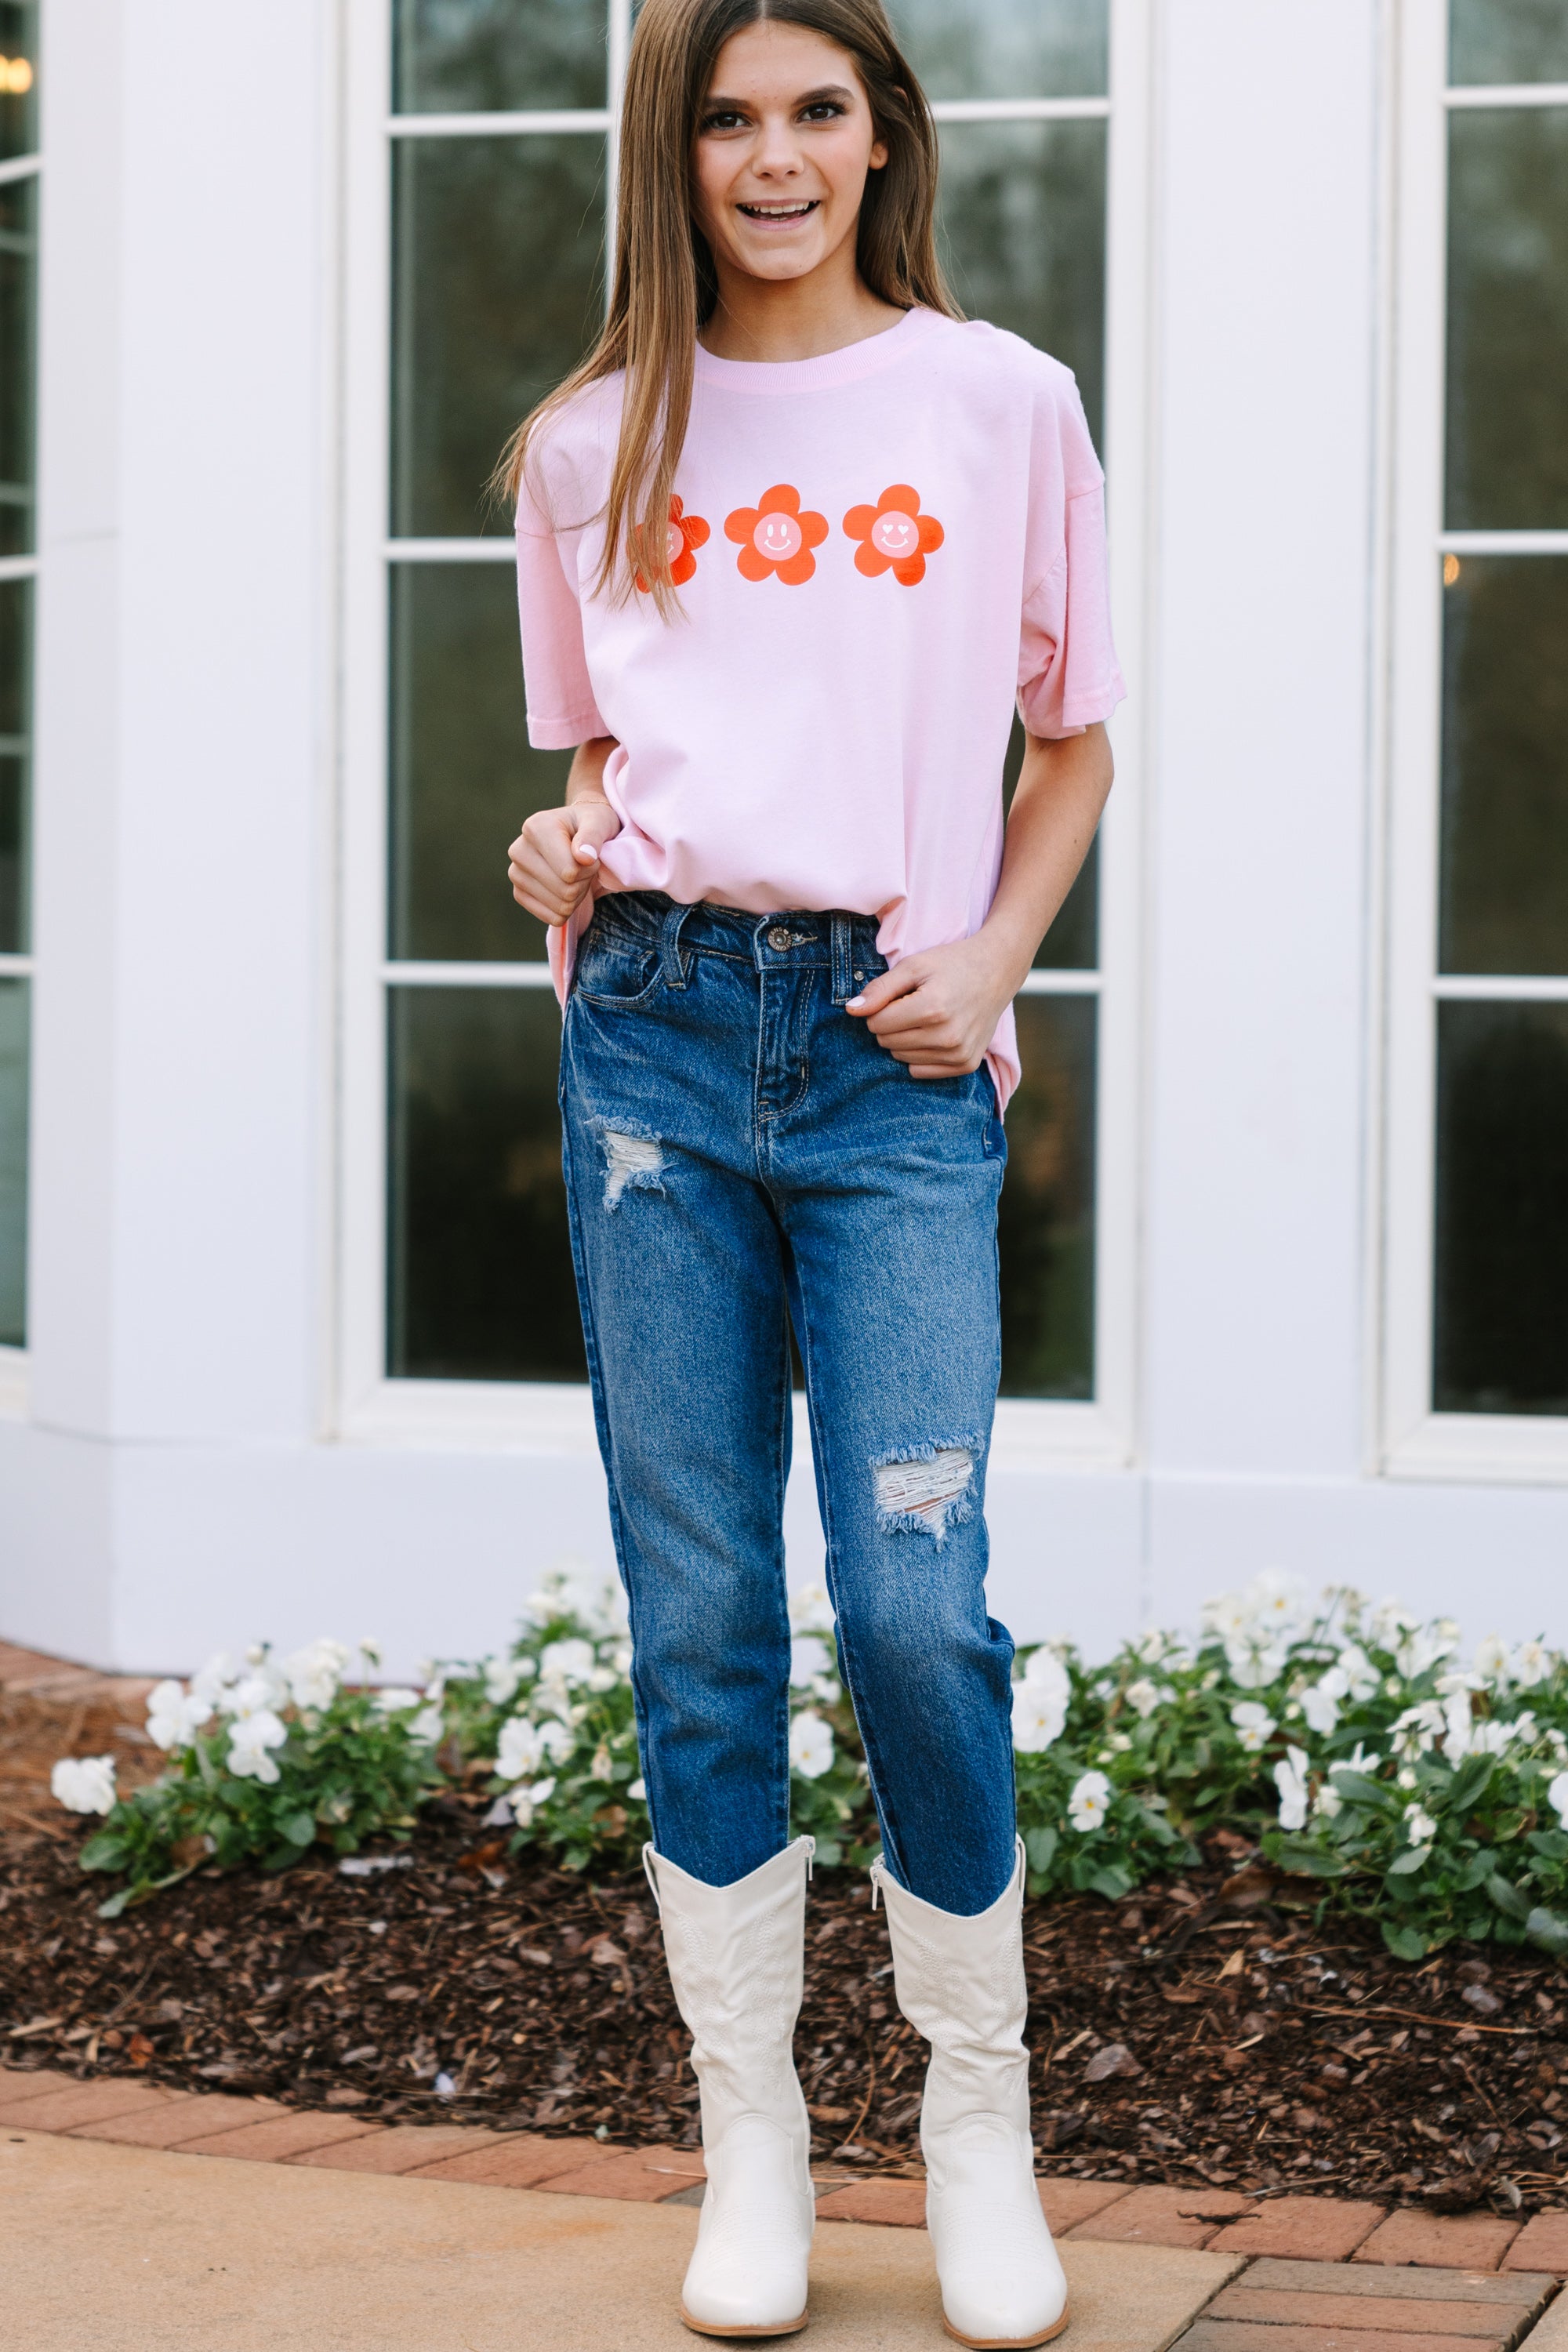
[937,120,1106,448]
[0,172,35,559]
[390,564,571,962]
[999,994,1095,1397]
[1434,1001,1568,1414]
[388,986,584,1380]
[1440,557,1568,976]
[1450,0,1568,86]
[1446,109,1568,531]
[0,1,36,165]
[0,577,27,955]
[0,976,26,1346]
[887,0,1106,102]
[1002,715,1097,969]
[391,135,605,538]
[394,0,608,114]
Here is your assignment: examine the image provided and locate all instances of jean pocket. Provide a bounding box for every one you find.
[573,935,664,1008]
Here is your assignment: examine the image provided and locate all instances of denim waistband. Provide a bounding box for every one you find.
[590,891,886,1005]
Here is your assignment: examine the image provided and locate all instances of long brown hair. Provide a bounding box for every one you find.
[497,0,958,614]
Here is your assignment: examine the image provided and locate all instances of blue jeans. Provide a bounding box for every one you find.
[559,891,1018,1916]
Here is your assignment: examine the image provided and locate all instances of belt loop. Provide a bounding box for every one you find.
[831,914,852,1005]
[659,901,691,989]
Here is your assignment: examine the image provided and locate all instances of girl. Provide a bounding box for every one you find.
[506,1,1120,2339]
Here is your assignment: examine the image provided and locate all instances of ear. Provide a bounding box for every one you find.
[869,139,888,170]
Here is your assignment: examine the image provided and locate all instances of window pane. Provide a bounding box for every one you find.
[937,120,1106,448]
[0,171,35,559]
[1439,556,1568,976]
[0,975,26,1346]
[1446,108,1568,531]
[394,0,608,114]
[390,135,605,538]
[388,986,584,1380]
[1434,1000,1568,1414]
[999,994,1095,1397]
[1450,0,1568,85]
[1002,715,1098,971]
[0,576,28,955]
[0,2,36,165]
[888,0,1107,101]
[390,564,570,962]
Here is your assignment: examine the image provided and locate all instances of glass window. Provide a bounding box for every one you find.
[0,0,36,165]
[1434,1002,1568,1415]
[1445,107,1568,532]
[380,1,1111,1403]
[0,975,24,1345]
[1439,556,1568,977]
[1450,0,1568,87]
[394,0,609,115]
[390,134,605,538]
[0,576,30,954]
[0,172,35,560]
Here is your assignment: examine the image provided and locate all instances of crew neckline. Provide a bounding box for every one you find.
[693,303,947,394]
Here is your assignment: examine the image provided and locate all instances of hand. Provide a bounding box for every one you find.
[507,799,622,927]
[845,935,1019,1080]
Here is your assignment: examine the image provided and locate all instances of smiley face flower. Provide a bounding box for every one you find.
[724,484,829,584]
[633,493,710,593]
[842,484,945,585]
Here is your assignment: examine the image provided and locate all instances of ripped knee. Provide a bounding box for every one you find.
[599,1127,664,1210]
[873,1443,976,1543]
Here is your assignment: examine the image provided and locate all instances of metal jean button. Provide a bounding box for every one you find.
[767,926,794,951]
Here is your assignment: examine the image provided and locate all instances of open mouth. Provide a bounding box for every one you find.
[737,199,820,224]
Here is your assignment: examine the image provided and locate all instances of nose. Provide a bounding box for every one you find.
[750,109,807,180]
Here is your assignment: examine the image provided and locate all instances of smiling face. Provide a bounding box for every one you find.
[870,510,918,558]
[754,509,804,561]
[691,20,887,292]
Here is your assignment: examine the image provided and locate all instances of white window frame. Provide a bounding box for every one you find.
[339,0,1152,1469]
[0,127,41,1418]
[1381,10,1568,1481]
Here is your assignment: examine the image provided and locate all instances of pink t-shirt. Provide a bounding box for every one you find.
[514,304,1123,1107]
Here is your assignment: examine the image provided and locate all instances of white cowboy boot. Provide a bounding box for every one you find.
[644,1837,815,2337]
[872,1840,1068,2349]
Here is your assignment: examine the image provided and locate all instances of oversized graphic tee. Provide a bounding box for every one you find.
[514,304,1124,1106]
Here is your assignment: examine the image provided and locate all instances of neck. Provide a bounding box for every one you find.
[699,245,906,363]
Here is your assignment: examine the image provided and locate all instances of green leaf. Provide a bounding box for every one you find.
[1387,1844,1432,1877]
[1087,1865,1134,1902]
[1023,1827,1058,1877]
[277,1809,318,1849]
[1446,1755,1497,1813]
[78,1831,132,1873]
[1265,1835,1348,1878]
[1486,1871,1532,1922]
[1526,1906,1568,1957]
[95,1886,136,1919]
[1381,1922,1429,1959]
[1329,1770,1393,1809]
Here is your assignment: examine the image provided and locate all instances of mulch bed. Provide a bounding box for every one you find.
[3,1799,1566,2215]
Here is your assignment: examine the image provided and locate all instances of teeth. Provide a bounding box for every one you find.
[742,201,815,216]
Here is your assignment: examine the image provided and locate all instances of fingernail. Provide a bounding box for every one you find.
[845,996,866,1011]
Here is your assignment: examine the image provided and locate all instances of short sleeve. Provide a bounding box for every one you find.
[1016,372,1126,740]
[515,448,611,751]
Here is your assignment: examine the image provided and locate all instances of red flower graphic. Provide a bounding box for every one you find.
[842,484,945,585]
[724,484,829,586]
[633,494,710,593]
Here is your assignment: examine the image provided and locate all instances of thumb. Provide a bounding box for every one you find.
[568,800,621,865]
[845,963,919,1018]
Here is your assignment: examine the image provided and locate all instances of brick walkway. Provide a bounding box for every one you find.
[2,2063,1565,2345]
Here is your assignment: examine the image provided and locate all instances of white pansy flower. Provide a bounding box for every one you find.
[589,1745,614,1781]
[627,1777,647,1802]
[409,1703,445,1744]
[191,1651,242,1707]
[1225,1632,1290,1691]
[1512,1639,1552,1690]
[1473,1633,1512,1686]
[1390,1701,1446,1762]
[495,1717,574,1783]
[1312,1781,1343,1822]
[1107,1732,1133,1754]
[1443,1690,1475,1761]
[1137,1629,1171,1664]
[789,1635,833,1689]
[1273,1745,1310,1831]
[1124,1678,1170,1721]
[510,1777,557,1828]
[789,1582,837,1635]
[1403,1802,1437,1846]
[609,1645,632,1676]
[1334,1644,1379,1702]
[1299,1679,1341,1738]
[1202,1589,1254,1644]
[145,1679,212,1754]
[586,1667,619,1693]
[358,1637,383,1665]
[228,1709,288,1784]
[483,1655,525,1707]
[1229,1700,1277,1755]
[1396,1766,1417,1789]
[283,1639,350,1712]
[51,1755,118,1816]
[1548,1772,1568,1828]
[524,1558,627,1639]
[1370,1598,1419,1655]
[372,1687,423,1715]
[1012,1650,1069,1753]
[539,1639,597,1690]
[1067,1769,1112,1835]
[789,1711,834,1780]
[1247,1568,1310,1639]
[220,1664,289,1722]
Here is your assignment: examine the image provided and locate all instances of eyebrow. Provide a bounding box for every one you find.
[702,82,858,111]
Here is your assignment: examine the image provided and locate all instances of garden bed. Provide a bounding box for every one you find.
[3,1805,1566,2216]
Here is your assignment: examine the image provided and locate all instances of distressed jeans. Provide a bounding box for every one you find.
[559,891,1018,1916]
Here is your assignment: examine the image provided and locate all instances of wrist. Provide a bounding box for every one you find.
[971,919,1033,1004]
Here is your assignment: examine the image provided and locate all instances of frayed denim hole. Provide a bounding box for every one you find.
[597,1124,665,1210]
[871,1443,978,1544]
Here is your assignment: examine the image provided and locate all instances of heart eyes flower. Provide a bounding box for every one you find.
[633,494,710,593]
[842,484,944,585]
[724,484,829,584]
